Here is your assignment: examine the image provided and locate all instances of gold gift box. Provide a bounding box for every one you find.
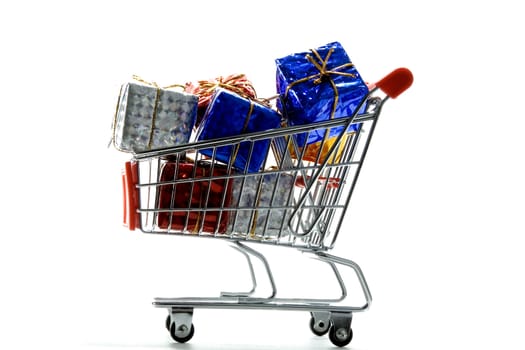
[273,131,354,166]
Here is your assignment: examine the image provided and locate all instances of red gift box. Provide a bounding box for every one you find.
[157,161,233,234]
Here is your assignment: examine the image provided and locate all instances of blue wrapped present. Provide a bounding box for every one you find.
[196,88,282,173]
[275,41,368,145]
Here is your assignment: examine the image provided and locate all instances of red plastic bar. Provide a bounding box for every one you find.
[375,67,413,99]
[122,161,139,231]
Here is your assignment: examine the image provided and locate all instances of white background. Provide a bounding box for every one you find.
[1,1,524,349]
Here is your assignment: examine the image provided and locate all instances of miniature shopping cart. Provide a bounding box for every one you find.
[121,68,413,347]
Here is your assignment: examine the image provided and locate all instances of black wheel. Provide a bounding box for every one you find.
[328,325,353,347]
[170,322,195,343]
[165,315,171,331]
[309,316,330,336]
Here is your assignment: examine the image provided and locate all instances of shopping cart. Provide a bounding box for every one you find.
[121,68,413,347]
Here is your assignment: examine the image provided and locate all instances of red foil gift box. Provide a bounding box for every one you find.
[157,161,233,234]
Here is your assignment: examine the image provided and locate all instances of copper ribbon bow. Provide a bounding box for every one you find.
[187,73,258,108]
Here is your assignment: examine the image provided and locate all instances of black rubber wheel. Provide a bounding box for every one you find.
[328,325,353,347]
[170,322,195,343]
[309,316,330,336]
[165,315,171,331]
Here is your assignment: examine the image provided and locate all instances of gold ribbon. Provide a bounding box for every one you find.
[249,178,264,238]
[230,101,255,164]
[228,94,281,165]
[110,76,187,151]
[189,73,258,103]
[223,100,260,237]
[132,75,186,149]
[254,94,280,109]
[191,167,206,234]
[132,75,186,90]
[284,47,356,121]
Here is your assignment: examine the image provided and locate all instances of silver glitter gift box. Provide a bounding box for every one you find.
[112,81,198,153]
[228,172,295,238]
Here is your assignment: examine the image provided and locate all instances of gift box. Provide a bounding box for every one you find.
[272,129,355,165]
[156,161,233,234]
[112,80,198,153]
[184,74,257,128]
[196,88,282,173]
[275,41,368,145]
[272,122,362,165]
[228,172,295,237]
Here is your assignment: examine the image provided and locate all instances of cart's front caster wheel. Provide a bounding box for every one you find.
[309,316,330,336]
[169,322,195,343]
[165,315,171,331]
[329,326,353,347]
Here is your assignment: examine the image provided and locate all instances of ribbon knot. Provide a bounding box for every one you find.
[283,47,357,121]
[306,47,356,85]
[129,75,185,149]
[190,73,258,102]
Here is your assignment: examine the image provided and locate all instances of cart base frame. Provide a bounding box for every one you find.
[154,241,371,347]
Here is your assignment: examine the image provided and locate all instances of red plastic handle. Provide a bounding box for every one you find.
[375,67,413,99]
[122,171,128,227]
[122,161,139,231]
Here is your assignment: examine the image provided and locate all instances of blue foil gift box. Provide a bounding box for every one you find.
[275,41,368,145]
[196,88,282,173]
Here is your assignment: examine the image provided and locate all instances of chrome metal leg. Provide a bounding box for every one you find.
[220,242,258,297]
[235,241,277,299]
[313,251,372,311]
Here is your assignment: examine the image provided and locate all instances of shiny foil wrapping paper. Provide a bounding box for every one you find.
[272,129,357,165]
[156,161,233,234]
[228,172,295,237]
[196,88,282,173]
[275,41,368,145]
[113,82,198,153]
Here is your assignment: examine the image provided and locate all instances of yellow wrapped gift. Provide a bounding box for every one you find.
[272,130,355,166]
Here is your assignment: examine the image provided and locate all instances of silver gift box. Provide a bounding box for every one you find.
[228,172,295,238]
[112,82,198,153]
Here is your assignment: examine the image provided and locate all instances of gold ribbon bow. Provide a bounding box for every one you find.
[284,47,356,120]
